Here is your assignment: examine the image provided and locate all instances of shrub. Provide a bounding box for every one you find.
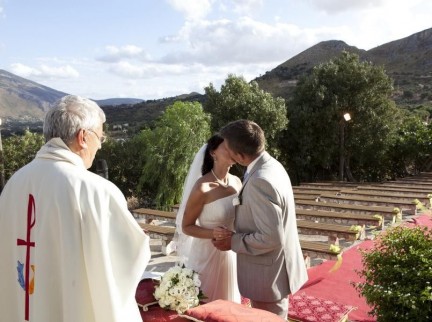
[354,225,432,321]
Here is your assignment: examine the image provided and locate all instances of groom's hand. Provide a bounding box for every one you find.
[213,226,233,240]
[212,236,232,251]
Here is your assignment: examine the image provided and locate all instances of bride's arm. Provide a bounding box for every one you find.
[182,184,218,240]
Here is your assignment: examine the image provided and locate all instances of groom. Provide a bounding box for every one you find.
[213,119,308,319]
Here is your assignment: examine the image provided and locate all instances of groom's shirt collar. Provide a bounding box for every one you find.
[246,152,264,174]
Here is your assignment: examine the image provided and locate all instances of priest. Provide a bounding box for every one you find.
[0,95,151,322]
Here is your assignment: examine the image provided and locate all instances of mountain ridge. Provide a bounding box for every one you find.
[1,27,431,124]
[254,27,432,101]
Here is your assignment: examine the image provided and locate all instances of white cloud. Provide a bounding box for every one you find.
[9,63,38,77]
[166,0,266,20]
[107,60,211,79]
[159,17,347,65]
[5,0,430,101]
[10,63,79,79]
[167,0,214,20]
[336,0,432,49]
[220,0,264,15]
[306,0,386,13]
[97,45,151,63]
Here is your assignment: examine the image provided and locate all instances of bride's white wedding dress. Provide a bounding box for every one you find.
[186,194,241,303]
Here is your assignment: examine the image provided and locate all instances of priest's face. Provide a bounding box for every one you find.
[82,124,105,169]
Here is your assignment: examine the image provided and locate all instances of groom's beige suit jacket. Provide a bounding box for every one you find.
[231,152,308,302]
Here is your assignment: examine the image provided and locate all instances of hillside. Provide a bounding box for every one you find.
[95,98,144,107]
[368,28,432,103]
[101,92,205,132]
[255,40,369,100]
[254,27,432,105]
[0,69,147,123]
[0,69,67,120]
[1,27,431,128]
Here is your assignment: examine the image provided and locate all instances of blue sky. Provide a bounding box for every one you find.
[0,0,431,100]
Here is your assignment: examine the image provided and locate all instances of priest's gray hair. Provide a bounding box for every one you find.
[43,95,106,144]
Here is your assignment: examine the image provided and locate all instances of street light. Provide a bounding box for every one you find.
[339,113,351,181]
[0,118,5,192]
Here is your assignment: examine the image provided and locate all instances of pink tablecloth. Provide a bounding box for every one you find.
[136,279,189,321]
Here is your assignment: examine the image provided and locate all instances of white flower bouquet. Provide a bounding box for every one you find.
[154,264,205,314]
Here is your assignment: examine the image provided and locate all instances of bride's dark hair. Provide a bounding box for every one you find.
[202,134,224,175]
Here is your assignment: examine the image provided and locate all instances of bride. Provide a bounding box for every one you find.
[175,134,242,303]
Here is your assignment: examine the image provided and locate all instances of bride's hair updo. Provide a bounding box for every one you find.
[202,134,224,175]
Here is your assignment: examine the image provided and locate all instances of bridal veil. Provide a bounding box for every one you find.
[175,144,207,264]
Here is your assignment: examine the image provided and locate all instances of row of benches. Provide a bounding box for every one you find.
[132,205,377,261]
[133,174,432,264]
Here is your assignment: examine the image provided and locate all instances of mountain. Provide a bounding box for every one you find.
[254,27,432,105]
[0,69,68,120]
[94,98,144,107]
[0,69,146,122]
[101,92,205,128]
[254,40,369,99]
[1,27,431,125]
[368,28,432,73]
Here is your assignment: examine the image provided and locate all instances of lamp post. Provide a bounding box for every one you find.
[0,118,5,192]
[339,113,351,181]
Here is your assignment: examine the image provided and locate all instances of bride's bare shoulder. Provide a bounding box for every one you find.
[193,173,214,191]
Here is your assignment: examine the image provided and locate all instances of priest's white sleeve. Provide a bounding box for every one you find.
[80,179,151,322]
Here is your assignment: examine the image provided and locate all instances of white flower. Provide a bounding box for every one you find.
[154,264,205,314]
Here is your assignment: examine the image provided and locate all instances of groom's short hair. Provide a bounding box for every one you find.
[220,119,265,156]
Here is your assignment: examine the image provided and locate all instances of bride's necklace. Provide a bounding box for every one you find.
[211,169,230,188]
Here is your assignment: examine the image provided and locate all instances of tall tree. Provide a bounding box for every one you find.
[284,51,400,183]
[388,114,432,176]
[137,101,211,208]
[204,74,287,155]
[92,136,145,202]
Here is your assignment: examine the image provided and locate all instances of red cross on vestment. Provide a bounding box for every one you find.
[17,194,36,321]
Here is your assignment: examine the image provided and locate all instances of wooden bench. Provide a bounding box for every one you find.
[357,185,432,196]
[388,179,432,186]
[300,240,341,265]
[399,177,432,183]
[319,193,417,216]
[294,194,321,201]
[297,220,364,243]
[338,189,430,206]
[296,208,383,228]
[295,199,400,224]
[132,208,176,224]
[377,182,432,190]
[299,182,355,189]
[139,223,176,255]
[293,190,327,196]
[293,186,342,192]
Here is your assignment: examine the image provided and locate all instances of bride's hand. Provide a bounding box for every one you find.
[213,226,233,240]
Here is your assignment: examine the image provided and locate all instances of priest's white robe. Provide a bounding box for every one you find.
[0,138,151,322]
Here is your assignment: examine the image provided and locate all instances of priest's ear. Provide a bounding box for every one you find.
[76,128,88,149]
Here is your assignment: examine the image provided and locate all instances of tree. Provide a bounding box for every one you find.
[91,136,146,203]
[283,51,400,183]
[204,74,287,156]
[387,114,432,176]
[2,131,45,182]
[137,101,211,208]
